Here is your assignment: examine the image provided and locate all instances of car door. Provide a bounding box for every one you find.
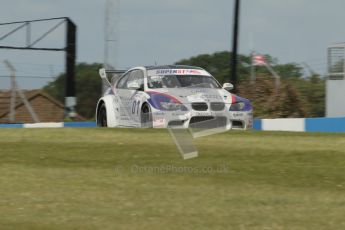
[116,69,145,127]
[114,71,131,126]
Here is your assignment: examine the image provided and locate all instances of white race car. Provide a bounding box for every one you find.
[96,65,253,130]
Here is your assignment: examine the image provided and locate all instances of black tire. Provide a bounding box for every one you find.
[141,103,153,128]
[97,103,108,127]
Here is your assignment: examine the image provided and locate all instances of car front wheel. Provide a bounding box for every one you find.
[141,103,153,128]
[97,103,108,127]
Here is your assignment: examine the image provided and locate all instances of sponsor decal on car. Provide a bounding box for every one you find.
[153,117,166,128]
[147,69,211,76]
[232,112,245,118]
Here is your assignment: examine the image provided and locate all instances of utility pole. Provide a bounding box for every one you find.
[65,18,77,118]
[231,0,240,92]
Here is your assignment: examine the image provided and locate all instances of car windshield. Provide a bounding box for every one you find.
[147,75,221,89]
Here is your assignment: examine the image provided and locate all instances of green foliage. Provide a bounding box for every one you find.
[175,51,251,84]
[43,63,103,119]
[237,75,308,118]
[255,63,303,78]
[275,63,303,78]
[288,74,325,117]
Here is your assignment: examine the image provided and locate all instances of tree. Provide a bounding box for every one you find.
[287,74,325,117]
[237,75,308,118]
[175,51,251,84]
[43,63,103,119]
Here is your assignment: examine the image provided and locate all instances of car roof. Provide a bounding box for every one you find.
[145,65,204,70]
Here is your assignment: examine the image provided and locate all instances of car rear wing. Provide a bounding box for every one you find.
[99,68,127,87]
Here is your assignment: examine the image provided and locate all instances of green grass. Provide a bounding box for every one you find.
[0,128,344,230]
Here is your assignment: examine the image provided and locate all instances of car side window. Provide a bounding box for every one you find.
[125,70,144,90]
[116,72,131,89]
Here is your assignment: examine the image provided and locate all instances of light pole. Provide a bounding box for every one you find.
[231,0,240,92]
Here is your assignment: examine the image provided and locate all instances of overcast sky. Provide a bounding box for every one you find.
[0,0,344,88]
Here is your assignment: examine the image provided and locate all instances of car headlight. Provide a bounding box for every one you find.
[160,102,188,111]
[230,102,245,111]
[147,91,189,111]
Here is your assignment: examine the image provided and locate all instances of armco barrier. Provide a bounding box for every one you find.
[254,117,345,133]
[261,118,305,132]
[252,119,262,130]
[0,123,24,128]
[63,122,96,127]
[0,122,96,128]
[1,118,345,132]
[305,117,345,132]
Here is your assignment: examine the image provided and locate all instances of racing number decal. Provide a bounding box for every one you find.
[132,100,140,114]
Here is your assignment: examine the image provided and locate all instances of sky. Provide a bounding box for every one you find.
[0,0,344,89]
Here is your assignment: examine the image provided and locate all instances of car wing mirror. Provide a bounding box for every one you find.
[222,83,234,91]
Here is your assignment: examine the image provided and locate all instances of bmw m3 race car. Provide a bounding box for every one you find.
[96,65,253,130]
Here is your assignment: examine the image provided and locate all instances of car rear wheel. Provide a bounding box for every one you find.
[97,103,108,127]
[141,103,153,128]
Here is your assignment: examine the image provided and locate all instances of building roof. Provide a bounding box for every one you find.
[0,89,64,120]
